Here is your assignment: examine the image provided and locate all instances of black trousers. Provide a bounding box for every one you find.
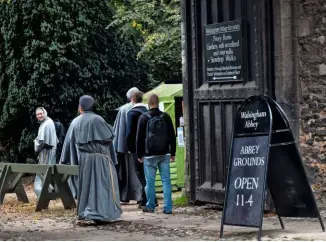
[132,153,157,206]
[116,152,129,202]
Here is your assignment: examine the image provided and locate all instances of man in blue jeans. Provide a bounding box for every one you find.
[136,94,176,214]
[126,91,158,208]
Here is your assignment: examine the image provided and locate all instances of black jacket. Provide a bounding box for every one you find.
[126,104,148,153]
[136,108,176,159]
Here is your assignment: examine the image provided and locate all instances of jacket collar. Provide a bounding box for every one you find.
[131,103,147,109]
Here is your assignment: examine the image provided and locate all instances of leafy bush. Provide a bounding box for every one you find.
[0,0,149,162]
[109,0,181,85]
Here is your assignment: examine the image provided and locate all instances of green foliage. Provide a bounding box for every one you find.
[109,0,181,84]
[0,0,148,161]
[173,192,188,207]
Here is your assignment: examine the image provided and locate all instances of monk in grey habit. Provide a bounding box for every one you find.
[113,87,142,203]
[34,107,58,197]
[60,95,122,223]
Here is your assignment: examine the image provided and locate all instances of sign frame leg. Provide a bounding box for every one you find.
[257,192,266,241]
[276,212,285,230]
[257,131,273,241]
[220,222,225,239]
[318,213,325,232]
[268,190,285,230]
[258,226,263,241]
[219,134,236,239]
[301,154,325,232]
[310,187,325,232]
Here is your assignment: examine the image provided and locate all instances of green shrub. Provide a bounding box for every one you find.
[0,0,149,161]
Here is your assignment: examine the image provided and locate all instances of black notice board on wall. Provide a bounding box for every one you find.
[204,20,246,83]
[220,95,325,241]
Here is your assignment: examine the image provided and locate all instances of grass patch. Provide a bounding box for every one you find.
[291,238,314,241]
[173,193,188,207]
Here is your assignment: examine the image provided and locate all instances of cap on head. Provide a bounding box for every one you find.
[79,95,95,111]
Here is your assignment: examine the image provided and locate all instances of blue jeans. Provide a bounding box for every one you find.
[144,154,172,212]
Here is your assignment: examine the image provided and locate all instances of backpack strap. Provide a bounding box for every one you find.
[146,112,165,119]
[132,107,146,115]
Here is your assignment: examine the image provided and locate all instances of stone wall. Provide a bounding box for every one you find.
[299,0,326,165]
[181,0,326,204]
[298,0,326,204]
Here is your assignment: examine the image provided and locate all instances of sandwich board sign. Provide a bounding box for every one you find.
[220,95,325,240]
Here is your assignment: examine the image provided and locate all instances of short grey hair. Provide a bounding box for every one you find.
[126,87,139,99]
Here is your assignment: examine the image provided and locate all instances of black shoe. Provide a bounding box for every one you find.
[163,210,172,214]
[138,202,157,208]
[142,207,154,213]
[93,220,107,225]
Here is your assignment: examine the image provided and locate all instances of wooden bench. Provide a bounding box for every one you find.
[0,163,78,212]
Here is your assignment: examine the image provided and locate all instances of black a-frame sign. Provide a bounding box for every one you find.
[220,95,325,240]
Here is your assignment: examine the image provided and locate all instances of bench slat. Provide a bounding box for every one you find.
[56,165,78,176]
[2,164,54,174]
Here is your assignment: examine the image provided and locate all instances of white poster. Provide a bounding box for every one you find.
[177,127,184,147]
[159,102,164,111]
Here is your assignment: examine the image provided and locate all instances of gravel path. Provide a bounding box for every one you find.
[1,184,326,240]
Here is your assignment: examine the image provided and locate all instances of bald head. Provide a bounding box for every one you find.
[148,94,159,109]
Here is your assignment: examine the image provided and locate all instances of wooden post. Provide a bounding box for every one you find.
[35,167,52,211]
[53,165,76,209]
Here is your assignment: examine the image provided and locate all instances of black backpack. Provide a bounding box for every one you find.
[54,119,66,163]
[54,120,66,145]
[145,113,169,156]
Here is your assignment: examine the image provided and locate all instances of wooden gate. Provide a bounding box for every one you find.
[182,0,276,204]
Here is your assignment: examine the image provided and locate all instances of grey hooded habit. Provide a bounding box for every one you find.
[60,96,122,221]
[34,108,58,197]
[113,88,142,203]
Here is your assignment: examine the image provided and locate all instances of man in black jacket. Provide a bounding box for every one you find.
[136,94,176,214]
[126,91,157,208]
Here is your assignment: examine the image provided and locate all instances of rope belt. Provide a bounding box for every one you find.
[93,153,121,211]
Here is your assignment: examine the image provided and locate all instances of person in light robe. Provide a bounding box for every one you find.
[113,87,142,203]
[34,107,58,197]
